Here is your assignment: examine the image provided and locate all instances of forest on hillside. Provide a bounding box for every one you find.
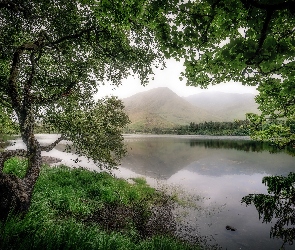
[124,120,250,136]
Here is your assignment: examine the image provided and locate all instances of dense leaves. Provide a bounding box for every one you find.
[167,0,295,147]
[45,97,130,169]
[0,0,184,218]
[0,0,181,169]
[0,107,17,136]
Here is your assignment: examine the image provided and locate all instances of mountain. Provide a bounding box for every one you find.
[122,88,260,130]
[184,92,259,121]
[122,87,220,130]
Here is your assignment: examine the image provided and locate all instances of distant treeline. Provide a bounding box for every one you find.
[176,120,250,136]
[125,120,250,136]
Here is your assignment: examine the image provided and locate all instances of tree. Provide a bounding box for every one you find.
[0,0,180,220]
[167,0,295,147]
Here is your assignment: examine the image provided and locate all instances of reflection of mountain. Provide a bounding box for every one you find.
[121,137,210,179]
[121,136,295,179]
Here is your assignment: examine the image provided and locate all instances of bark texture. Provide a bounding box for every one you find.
[0,135,42,221]
[0,173,31,221]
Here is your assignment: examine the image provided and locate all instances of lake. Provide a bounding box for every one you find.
[6,134,295,249]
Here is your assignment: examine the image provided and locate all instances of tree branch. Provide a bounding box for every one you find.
[22,52,36,112]
[0,149,27,172]
[256,9,274,54]
[40,135,66,152]
[34,81,77,104]
[27,52,36,88]
[0,1,25,13]
[241,0,295,12]
[8,33,46,113]
[50,26,96,46]
[246,9,274,65]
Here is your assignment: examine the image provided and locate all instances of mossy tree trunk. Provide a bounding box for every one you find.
[0,120,64,221]
[0,105,42,221]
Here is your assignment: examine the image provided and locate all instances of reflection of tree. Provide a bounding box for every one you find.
[242,173,295,249]
[189,140,295,156]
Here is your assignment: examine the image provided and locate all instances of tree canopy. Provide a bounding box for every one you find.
[0,0,181,219]
[167,0,295,147]
[0,0,177,166]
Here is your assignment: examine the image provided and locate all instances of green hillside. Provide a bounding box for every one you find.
[122,87,220,131]
[122,88,259,131]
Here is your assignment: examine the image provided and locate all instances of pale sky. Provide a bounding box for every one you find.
[95,59,258,99]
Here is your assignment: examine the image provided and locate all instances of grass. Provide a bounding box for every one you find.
[0,158,202,250]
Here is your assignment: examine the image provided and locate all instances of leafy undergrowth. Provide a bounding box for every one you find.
[0,159,202,250]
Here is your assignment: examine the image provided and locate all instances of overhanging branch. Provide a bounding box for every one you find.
[34,81,77,104]
[245,9,274,65]
[8,34,46,112]
[40,135,66,152]
[50,26,98,46]
[256,9,274,54]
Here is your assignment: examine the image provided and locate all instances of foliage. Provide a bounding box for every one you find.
[0,0,182,170]
[247,113,295,148]
[242,173,295,248]
[177,120,250,136]
[45,97,130,169]
[3,157,28,179]
[0,0,189,218]
[167,0,295,147]
[0,107,18,136]
[126,120,250,136]
[0,160,201,250]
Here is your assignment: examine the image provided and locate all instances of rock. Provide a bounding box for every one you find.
[226,225,237,231]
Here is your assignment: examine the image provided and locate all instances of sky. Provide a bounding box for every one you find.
[95,59,258,99]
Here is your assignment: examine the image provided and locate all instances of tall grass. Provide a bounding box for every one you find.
[0,159,201,250]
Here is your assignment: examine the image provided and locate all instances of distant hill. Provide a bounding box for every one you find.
[122,88,259,130]
[184,92,259,121]
[122,87,220,130]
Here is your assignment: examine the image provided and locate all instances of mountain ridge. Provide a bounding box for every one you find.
[122,87,259,130]
[184,91,259,121]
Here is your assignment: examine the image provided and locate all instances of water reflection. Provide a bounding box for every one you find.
[120,135,295,249]
[121,136,295,179]
[242,173,295,249]
[6,134,295,249]
[188,139,295,155]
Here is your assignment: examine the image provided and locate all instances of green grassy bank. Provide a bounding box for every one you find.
[0,158,202,250]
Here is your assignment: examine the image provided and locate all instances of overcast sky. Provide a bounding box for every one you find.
[95,59,258,99]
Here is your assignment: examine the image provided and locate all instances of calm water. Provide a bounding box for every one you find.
[120,135,295,250]
[7,134,295,249]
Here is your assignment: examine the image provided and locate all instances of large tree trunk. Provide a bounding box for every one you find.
[0,136,42,222]
[0,173,31,221]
